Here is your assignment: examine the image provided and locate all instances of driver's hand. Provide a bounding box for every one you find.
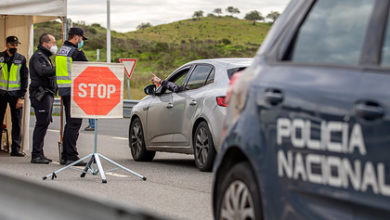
[152,74,162,84]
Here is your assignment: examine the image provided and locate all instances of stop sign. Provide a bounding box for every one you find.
[73,66,121,115]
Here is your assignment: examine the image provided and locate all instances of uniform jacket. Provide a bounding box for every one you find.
[29,45,56,93]
[0,51,28,99]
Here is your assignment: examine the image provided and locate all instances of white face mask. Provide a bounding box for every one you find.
[50,45,58,55]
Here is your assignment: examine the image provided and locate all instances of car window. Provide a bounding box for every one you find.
[186,65,213,90]
[205,70,215,85]
[227,67,247,79]
[172,69,190,86]
[158,67,191,94]
[286,0,375,66]
[381,12,390,66]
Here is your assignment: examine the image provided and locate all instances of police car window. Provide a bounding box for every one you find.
[381,12,390,66]
[186,65,213,90]
[287,0,375,66]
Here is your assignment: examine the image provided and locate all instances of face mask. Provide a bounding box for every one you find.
[9,48,17,55]
[50,45,58,55]
[78,40,84,49]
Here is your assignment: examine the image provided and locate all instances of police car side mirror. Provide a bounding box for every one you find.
[144,84,156,95]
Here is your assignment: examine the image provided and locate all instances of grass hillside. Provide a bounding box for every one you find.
[34,16,271,99]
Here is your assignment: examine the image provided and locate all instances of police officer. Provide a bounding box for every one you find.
[0,36,28,157]
[29,33,58,164]
[56,27,88,166]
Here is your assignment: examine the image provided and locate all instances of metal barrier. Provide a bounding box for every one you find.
[0,172,161,220]
[49,98,139,118]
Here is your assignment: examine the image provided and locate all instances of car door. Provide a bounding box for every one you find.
[171,64,214,146]
[352,4,390,218]
[146,66,192,147]
[255,0,378,219]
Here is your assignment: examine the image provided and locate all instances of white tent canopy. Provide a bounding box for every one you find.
[0,0,67,152]
[0,0,66,17]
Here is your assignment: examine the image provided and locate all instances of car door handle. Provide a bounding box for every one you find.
[190,100,197,106]
[265,89,284,105]
[143,106,149,111]
[166,103,173,109]
[355,101,384,120]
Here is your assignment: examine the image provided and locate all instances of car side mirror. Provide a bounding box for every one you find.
[144,84,156,95]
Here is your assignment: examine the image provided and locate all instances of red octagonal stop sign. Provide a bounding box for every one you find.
[73,66,121,115]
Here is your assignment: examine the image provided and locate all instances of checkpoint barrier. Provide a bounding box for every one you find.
[0,172,161,220]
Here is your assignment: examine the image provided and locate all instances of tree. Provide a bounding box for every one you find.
[266,11,280,23]
[193,10,204,20]
[226,6,240,16]
[213,8,222,16]
[244,10,264,25]
[136,22,152,30]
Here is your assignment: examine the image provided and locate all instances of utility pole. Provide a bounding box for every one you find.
[107,0,111,63]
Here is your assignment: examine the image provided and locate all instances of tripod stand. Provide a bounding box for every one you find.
[43,119,146,183]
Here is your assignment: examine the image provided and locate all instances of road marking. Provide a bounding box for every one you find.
[112,137,127,140]
[106,172,130,178]
[48,129,60,133]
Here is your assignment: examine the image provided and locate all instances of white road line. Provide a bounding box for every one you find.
[112,137,127,140]
[106,172,130,178]
[47,129,60,133]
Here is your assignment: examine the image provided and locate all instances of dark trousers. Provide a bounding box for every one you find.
[31,91,54,158]
[61,95,82,161]
[0,94,22,153]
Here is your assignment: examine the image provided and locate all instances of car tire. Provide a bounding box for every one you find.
[129,117,155,161]
[215,162,263,220]
[193,121,216,171]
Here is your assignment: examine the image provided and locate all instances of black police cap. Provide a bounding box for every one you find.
[6,36,21,44]
[69,27,88,40]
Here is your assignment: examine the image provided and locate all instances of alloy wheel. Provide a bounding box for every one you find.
[220,180,255,220]
[195,126,209,166]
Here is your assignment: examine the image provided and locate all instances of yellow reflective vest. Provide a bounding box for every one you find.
[0,55,22,91]
[55,45,76,88]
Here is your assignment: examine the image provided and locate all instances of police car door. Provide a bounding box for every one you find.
[257,0,378,219]
[353,2,390,217]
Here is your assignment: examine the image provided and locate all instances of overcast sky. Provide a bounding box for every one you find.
[67,0,290,32]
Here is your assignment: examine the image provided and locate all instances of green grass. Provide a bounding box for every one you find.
[34,16,271,100]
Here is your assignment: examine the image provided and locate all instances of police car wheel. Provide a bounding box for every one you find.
[216,162,263,220]
[193,121,216,172]
[129,118,155,161]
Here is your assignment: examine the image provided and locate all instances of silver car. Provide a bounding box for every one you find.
[129,58,253,171]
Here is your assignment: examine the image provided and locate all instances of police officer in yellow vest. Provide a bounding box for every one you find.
[56,28,88,166]
[0,36,28,157]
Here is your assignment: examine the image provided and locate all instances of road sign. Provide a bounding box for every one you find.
[71,62,124,118]
[119,58,137,79]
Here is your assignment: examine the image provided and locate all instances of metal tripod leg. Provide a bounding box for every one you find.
[98,153,146,181]
[42,153,93,180]
[94,153,107,183]
[80,154,95,178]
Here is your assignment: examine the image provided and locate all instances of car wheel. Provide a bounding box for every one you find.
[129,117,155,161]
[216,162,263,220]
[193,121,216,171]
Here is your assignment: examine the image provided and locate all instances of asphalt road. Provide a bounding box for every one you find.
[0,116,213,220]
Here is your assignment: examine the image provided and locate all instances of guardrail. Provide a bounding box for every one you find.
[0,172,161,220]
[50,98,139,118]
